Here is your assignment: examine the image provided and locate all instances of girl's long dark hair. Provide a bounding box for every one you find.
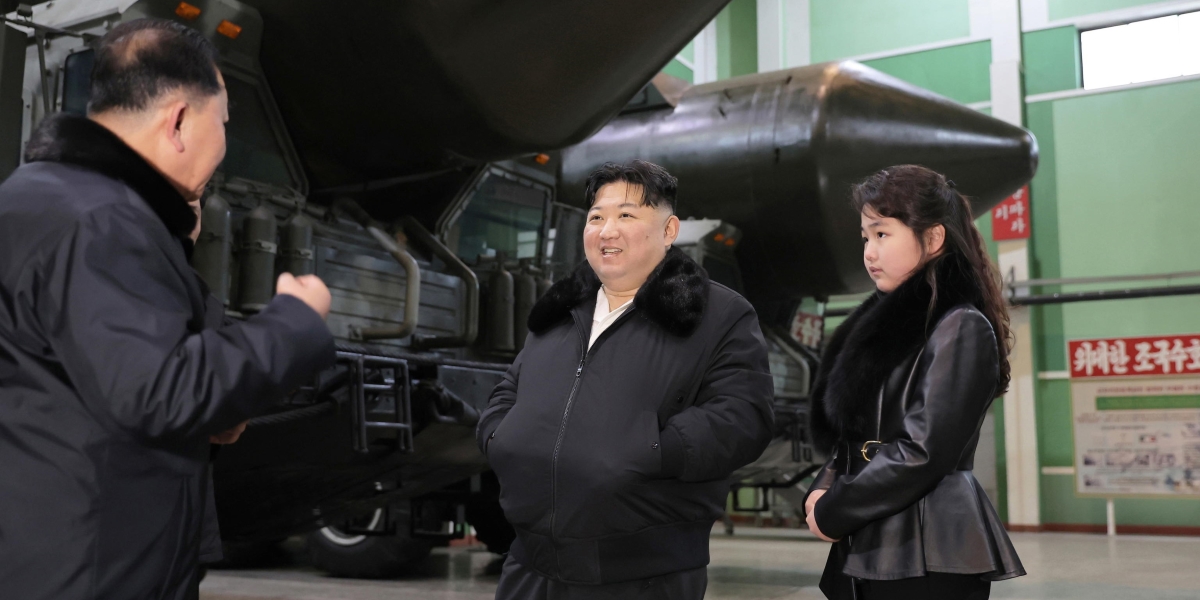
[851,165,1012,396]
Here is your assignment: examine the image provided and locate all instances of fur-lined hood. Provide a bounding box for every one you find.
[528,246,709,338]
[24,113,197,243]
[809,251,988,452]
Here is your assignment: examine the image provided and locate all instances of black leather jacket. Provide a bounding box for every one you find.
[804,255,1024,597]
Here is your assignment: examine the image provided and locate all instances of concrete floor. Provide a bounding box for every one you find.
[200,527,1200,600]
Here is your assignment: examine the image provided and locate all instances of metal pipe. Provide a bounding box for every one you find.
[1010,284,1200,306]
[401,216,480,349]
[1007,269,1200,289]
[333,199,421,341]
[34,29,49,117]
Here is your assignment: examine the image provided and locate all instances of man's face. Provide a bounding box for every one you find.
[176,72,228,201]
[583,181,679,292]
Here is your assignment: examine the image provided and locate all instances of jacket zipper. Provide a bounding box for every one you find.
[548,305,637,538]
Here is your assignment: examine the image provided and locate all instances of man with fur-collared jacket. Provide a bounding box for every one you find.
[0,20,334,600]
[476,160,775,600]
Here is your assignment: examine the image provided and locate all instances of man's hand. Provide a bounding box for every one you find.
[805,489,839,542]
[276,273,331,319]
[210,421,248,444]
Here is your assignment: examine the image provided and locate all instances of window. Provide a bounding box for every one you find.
[1081,12,1200,90]
[62,49,94,116]
[447,172,549,264]
[220,74,296,189]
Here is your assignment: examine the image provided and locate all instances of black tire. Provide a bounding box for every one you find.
[307,509,432,579]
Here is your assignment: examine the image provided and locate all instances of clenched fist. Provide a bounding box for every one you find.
[276,273,331,319]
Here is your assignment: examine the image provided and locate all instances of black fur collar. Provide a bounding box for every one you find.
[809,252,986,452]
[24,113,197,242]
[527,246,709,337]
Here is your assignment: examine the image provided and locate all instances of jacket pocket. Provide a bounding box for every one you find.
[629,410,664,479]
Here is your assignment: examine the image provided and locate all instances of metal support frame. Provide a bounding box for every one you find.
[339,350,414,454]
[408,490,470,541]
[771,402,814,464]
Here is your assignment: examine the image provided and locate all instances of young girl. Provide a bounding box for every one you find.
[802,165,1025,600]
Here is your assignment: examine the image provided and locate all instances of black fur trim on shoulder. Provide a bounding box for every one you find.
[634,246,709,337]
[527,246,709,337]
[526,258,602,334]
[24,113,196,242]
[808,252,986,453]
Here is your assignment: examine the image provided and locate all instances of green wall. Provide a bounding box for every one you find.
[717,0,758,80]
[863,41,991,104]
[1052,79,1200,339]
[810,0,970,62]
[663,59,693,84]
[1023,27,1081,96]
[1048,0,1175,21]
[1028,79,1200,528]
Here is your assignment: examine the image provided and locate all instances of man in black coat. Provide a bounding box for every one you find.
[477,160,775,599]
[0,19,335,599]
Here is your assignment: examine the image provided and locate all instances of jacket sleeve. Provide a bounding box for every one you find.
[658,298,775,482]
[39,204,336,442]
[799,459,838,517]
[813,308,999,539]
[477,349,522,455]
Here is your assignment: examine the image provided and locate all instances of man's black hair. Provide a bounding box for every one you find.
[88,18,221,114]
[583,160,678,214]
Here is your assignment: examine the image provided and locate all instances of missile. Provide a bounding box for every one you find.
[560,61,1038,300]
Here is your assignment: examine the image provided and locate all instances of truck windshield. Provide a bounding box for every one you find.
[448,172,548,264]
[220,74,295,189]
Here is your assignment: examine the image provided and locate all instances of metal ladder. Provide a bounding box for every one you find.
[338,350,414,454]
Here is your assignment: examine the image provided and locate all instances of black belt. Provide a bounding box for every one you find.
[834,440,886,475]
[834,439,975,475]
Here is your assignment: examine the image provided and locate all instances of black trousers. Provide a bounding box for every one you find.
[494,554,707,600]
[857,572,990,600]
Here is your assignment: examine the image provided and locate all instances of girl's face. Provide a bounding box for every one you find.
[861,209,943,293]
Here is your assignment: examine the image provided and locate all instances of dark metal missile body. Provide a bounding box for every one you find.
[560,61,1038,301]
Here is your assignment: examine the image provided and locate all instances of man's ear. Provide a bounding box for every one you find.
[166,100,188,153]
[663,213,680,247]
[925,224,946,256]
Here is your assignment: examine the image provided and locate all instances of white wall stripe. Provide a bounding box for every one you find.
[1026,71,1200,103]
[1029,0,1200,32]
[1041,466,1076,476]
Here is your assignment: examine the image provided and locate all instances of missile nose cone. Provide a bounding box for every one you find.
[819,61,1039,218]
[560,60,1040,299]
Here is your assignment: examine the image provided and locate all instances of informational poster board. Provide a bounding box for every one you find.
[1070,343,1200,496]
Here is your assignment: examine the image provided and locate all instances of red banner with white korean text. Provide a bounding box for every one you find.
[1069,334,1200,378]
[992,185,1030,241]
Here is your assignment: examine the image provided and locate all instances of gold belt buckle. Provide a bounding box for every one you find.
[861,440,882,462]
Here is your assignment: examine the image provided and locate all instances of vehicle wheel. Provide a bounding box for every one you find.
[308,509,432,578]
